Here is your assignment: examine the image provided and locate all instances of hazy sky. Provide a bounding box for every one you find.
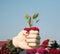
[0,0,60,43]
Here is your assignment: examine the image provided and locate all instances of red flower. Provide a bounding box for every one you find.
[40,39,49,48]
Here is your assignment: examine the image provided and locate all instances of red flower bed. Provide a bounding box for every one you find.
[0,49,11,54]
[0,41,11,54]
[26,47,60,54]
[49,48,60,54]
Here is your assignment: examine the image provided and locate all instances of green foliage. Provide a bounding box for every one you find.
[6,40,20,54]
[32,13,39,19]
[58,44,60,48]
[27,17,32,27]
[25,14,29,19]
[25,13,39,27]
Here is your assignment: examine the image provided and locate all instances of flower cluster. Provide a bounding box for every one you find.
[0,40,22,54]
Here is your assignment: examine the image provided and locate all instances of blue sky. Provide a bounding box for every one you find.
[0,0,60,43]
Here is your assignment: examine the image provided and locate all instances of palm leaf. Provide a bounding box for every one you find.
[25,14,29,19]
[32,13,39,19]
[27,17,32,27]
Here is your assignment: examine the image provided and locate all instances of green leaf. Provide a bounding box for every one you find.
[32,13,39,19]
[27,17,32,27]
[25,14,29,19]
